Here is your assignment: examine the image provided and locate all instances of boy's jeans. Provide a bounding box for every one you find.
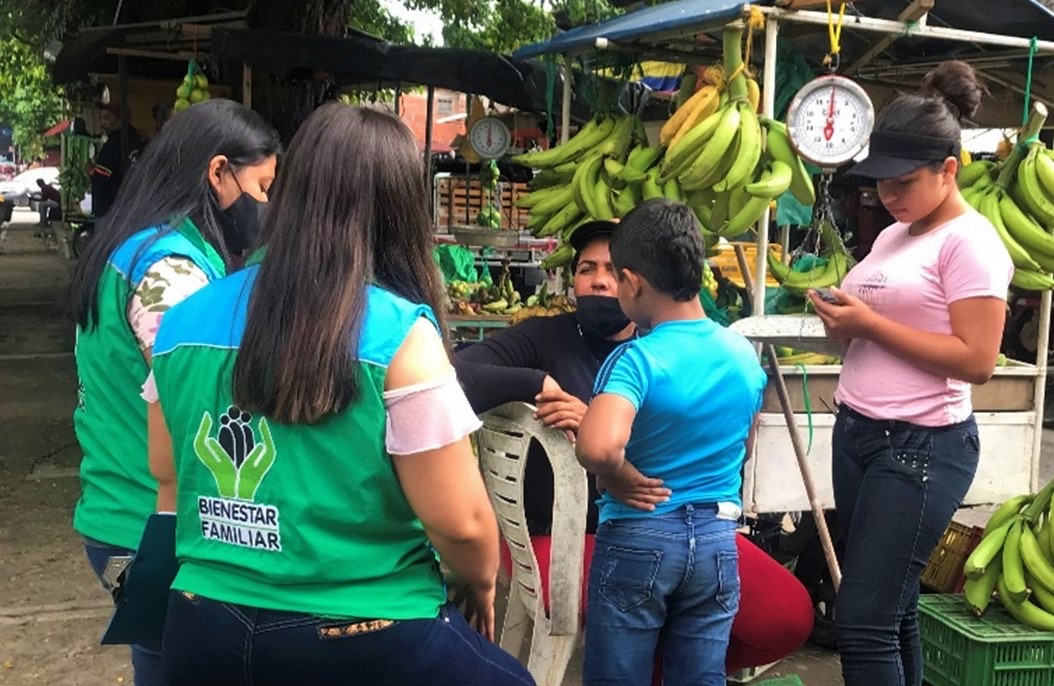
[584,504,738,686]
[833,406,979,686]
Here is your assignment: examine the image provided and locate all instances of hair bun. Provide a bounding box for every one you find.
[919,60,987,122]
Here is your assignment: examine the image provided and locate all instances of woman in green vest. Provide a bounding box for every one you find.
[146,103,533,686]
[69,99,280,686]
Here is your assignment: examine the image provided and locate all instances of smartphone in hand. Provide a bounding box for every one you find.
[812,287,841,305]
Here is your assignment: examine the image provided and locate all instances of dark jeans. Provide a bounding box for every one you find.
[162,591,535,686]
[832,406,980,686]
[584,505,739,686]
[83,539,167,686]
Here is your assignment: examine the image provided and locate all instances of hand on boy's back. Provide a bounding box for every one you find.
[596,461,671,512]
[535,376,587,442]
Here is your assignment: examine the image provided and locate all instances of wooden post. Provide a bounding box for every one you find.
[118,54,130,174]
[424,85,435,217]
[242,63,252,108]
[394,82,401,115]
[561,54,573,144]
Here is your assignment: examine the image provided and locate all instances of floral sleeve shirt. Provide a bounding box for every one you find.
[126,256,211,351]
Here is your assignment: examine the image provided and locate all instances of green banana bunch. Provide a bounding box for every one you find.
[745,160,793,199]
[540,243,573,269]
[956,139,1054,291]
[762,118,816,205]
[1015,145,1054,228]
[976,188,1042,272]
[511,116,616,169]
[713,102,762,193]
[766,250,853,295]
[959,478,1054,628]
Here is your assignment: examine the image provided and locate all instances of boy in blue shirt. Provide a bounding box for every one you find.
[576,198,767,686]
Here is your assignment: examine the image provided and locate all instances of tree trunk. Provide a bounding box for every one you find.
[248,0,352,141]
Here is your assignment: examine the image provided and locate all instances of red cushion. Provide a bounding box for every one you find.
[500,534,596,617]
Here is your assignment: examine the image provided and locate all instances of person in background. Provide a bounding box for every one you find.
[808,61,1012,686]
[455,218,813,678]
[146,103,534,686]
[576,199,767,685]
[35,177,62,230]
[68,99,280,686]
[90,104,145,218]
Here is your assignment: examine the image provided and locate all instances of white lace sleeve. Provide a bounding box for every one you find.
[384,370,481,455]
[127,256,211,351]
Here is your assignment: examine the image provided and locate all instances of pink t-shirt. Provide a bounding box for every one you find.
[836,211,1013,426]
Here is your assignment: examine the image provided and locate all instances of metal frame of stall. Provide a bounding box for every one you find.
[538,1,1054,505]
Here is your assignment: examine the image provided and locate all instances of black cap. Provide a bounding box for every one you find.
[569,219,618,253]
[848,131,961,180]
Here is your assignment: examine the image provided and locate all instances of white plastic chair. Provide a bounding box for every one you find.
[477,401,588,686]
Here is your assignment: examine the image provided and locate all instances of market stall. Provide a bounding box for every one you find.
[512,0,1054,518]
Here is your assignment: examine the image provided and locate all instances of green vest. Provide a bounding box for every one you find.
[152,265,447,619]
[73,220,225,550]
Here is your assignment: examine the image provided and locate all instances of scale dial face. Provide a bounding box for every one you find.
[469,116,511,160]
[786,75,875,168]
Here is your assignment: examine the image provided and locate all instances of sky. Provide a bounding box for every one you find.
[380,0,446,45]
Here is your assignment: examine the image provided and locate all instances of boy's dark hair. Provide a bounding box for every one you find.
[609,199,704,302]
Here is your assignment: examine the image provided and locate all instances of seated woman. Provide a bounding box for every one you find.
[455,219,814,676]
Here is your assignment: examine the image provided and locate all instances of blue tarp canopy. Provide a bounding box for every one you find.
[513,0,1054,127]
[516,0,1054,60]
[514,0,753,59]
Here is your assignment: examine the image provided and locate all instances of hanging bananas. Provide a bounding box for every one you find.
[512,17,815,269]
[957,104,1054,291]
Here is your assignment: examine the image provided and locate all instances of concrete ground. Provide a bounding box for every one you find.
[0,206,1047,685]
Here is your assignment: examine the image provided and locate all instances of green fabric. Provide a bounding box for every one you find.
[73,223,225,550]
[73,264,158,550]
[433,245,478,283]
[154,331,446,619]
[776,191,814,227]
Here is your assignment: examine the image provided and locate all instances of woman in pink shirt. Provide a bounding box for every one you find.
[808,61,1013,686]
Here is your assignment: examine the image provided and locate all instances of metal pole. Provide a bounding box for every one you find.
[759,6,1054,54]
[752,17,779,316]
[424,85,435,218]
[394,82,401,116]
[561,54,573,144]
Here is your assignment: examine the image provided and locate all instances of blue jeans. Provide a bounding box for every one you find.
[583,504,739,686]
[832,406,980,686]
[161,591,535,686]
[83,539,168,686]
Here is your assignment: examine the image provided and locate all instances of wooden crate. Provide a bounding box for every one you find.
[435,176,531,231]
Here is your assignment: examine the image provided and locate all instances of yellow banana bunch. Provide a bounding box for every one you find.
[652,25,813,239]
[962,478,1054,628]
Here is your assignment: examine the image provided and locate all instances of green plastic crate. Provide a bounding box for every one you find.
[754,677,804,686]
[920,594,1054,686]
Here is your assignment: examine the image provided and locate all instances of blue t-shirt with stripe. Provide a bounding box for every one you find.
[593,318,767,523]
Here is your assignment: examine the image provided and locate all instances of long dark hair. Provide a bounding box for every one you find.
[232,103,448,425]
[70,99,281,330]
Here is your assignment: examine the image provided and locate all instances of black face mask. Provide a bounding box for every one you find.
[218,192,266,257]
[575,295,632,338]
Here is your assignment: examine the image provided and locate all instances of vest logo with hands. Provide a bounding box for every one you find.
[194,407,282,552]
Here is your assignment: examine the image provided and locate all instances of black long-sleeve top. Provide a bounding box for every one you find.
[455,313,626,534]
